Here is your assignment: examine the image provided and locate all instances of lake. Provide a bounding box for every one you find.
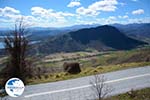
[0,41,40,49]
[0,42,4,49]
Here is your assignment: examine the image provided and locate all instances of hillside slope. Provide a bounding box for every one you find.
[32,25,147,55]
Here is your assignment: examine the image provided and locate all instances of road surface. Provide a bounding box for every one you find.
[2,66,150,100]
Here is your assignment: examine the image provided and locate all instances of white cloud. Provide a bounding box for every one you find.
[30,7,77,27]
[31,7,50,17]
[0,6,20,17]
[124,15,129,18]
[0,7,22,27]
[76,7,99,16]
[57,12,75,17]
[88,0,118,11]
[3,6,20,14]
[108,16,116,20]
[0,8,2,15]
[1,5,148,28]
[80,16,150,25]
[128,17,150,23]
[94,16,118,25]
[76,0,118,16]
[118,15,128,19]
[76,16,119,25]
[106,16,117,23]
[132,9,144,15]
[32,7,74,18]
[67,1,81,7]
[0,6,77,28]
[31,7,75,18]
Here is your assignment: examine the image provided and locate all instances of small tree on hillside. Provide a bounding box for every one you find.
[1,19,33,86]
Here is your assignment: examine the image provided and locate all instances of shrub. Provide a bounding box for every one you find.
[63,62,81,74]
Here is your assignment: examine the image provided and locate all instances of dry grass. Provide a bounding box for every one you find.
[27,62,150,85]
[105,88,150,100]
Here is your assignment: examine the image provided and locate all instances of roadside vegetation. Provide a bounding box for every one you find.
[0,19,35,86]
[105,88,150,100]
[25,46,150,84]
[27,61,150,85]
[90,74,113,100]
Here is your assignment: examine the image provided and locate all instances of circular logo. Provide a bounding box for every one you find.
[5,78,25,97]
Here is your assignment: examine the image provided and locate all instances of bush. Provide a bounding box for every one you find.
[44,74,49,79]
[63,62,81,74]
[127,89,137,98]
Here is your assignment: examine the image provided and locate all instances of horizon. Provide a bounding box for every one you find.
[0,0,150,28]
[0,22,149,30]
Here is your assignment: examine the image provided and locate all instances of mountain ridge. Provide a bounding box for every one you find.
[31,25,147,55]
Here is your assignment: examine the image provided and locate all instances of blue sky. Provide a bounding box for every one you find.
[0,0,150,28]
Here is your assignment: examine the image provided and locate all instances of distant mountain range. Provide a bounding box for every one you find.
[31,25,147,55]
[0,23,149,55]
[111,23,150,43]
[112,23,150,37]
[29,24,100,41]
[0,24,100,41]
[0,23,149,41]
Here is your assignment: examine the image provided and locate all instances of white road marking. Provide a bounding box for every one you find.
[24,73,150,98]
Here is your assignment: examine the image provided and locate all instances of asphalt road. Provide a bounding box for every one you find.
[2,66,150,100]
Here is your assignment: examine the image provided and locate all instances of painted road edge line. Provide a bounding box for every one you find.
[24,73,150,98]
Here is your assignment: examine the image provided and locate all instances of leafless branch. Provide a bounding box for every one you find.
[90,74,113,100]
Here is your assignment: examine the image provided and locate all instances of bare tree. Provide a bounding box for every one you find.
[90,74,113,100]
[1,18,33,86]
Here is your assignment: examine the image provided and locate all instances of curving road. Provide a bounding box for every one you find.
[2,66,150,100]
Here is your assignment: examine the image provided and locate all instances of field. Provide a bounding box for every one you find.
[0,46,150,85]
[26,47,150,84]
[41,46,150,67]
[0,47,150,85]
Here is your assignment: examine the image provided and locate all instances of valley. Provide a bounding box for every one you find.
[0,23,150,100]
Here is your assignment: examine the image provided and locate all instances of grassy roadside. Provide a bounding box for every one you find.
[27,62,150,85]
[105,88,150,100]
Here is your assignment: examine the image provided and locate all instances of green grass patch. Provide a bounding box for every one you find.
[105,88,150,100]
